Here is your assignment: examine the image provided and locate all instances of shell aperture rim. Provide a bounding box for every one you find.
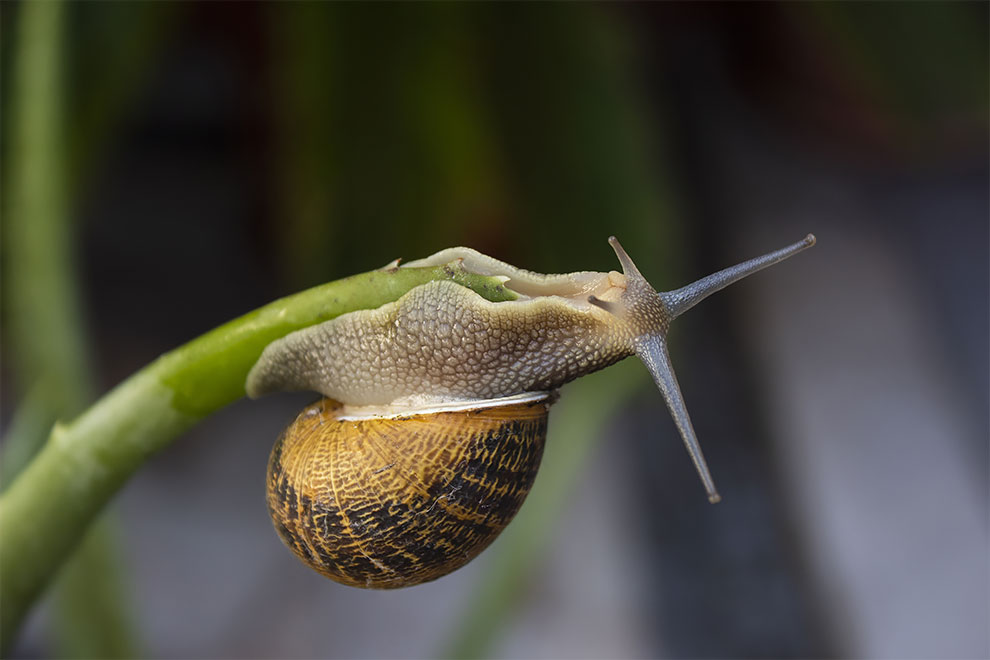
[336,391,551,421]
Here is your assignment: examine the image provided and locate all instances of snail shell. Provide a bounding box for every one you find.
[249,235,816,588]
[267,393,549,588]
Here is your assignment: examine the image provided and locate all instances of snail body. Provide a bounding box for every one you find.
[249,234,815,588]
[247,248,644,406]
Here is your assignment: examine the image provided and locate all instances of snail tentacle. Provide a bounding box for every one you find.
[661,234,816,320]
[634,333,720,504]
[603,235,815,503]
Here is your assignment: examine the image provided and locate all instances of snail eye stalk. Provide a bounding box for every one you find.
[609,234,817,503]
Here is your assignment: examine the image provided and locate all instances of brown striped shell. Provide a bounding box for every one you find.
[266,394,551,588]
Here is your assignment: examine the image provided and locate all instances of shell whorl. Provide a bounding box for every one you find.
[267,396,550,588]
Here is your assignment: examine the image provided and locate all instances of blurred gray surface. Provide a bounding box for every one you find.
[732,178,988,657]
[5,4,987,658]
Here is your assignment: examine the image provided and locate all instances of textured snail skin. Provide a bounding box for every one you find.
[246,258,639,406]
[267,396,549,588]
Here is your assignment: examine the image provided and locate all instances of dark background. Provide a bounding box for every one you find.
[2,3,987,658]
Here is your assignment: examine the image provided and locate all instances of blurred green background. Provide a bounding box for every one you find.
[1,2,987,658]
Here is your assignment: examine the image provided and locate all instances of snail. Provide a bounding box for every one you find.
[246,234,815,588]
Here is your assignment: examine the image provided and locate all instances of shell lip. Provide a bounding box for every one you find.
[337,391,552,421]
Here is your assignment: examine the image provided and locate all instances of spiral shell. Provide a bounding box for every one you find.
[266,394,551,588]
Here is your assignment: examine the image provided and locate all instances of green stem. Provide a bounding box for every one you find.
[53,518,139,659]
[1,0,139,655]
[0,264,515,649]
[4,0,92,418]
[0,386,59,490]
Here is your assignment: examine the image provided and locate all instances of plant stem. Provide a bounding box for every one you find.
[0,0,140,655]
[53,518,139,659]
[0,264,515,649]
[4,0,92,421]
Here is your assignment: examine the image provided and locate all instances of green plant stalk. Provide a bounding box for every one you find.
[0,386,59,489]
[1,0,138,655]
[2,0,87,489]
[53,517,138,659]
[4,0,91,422]
[0,264,515,649]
